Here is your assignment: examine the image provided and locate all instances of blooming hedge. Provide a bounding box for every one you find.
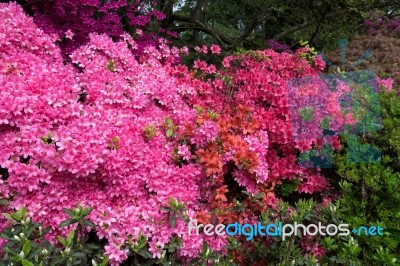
[0,2,366,265]
[23,0,168,56]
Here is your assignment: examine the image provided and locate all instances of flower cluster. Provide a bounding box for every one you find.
[376,76,394,92]
[23,0,167,56]
[0,3,216,264]
[364,16,400,36]
[190,120,219,147]
[266,39,292,52]
[191,49,331,191]
[0,2,356,264]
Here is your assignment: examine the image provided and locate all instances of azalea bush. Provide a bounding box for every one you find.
[0,2,399,265]
[364,15,400,37]
[22,0,169,56]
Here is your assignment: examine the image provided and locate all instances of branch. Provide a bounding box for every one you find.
[272,21,311,40]
[272,9,349,41]
[171,13,233,47]
[170,13,259,50]
[192,19,234,49]
[309,6,331,45]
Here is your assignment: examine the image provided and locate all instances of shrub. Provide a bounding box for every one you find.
[22,0,167,56]
[0,205,107,266]
[323,87,400,265]
[3,2,395,265]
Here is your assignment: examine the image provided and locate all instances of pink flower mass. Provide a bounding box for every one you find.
[0,2,361,265]
[0,3,212,262]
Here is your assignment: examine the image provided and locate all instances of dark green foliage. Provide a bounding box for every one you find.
[162,0,382,51]
[0,205,107,266]
[325,88,400,265]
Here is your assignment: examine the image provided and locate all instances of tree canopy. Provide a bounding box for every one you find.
[157,0,400,50]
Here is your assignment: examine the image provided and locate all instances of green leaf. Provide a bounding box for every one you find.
[66,230,75,246]
[137,249,153,259]
[57,236,66,246]
[166,129,174,138]
[299,106,314,122]
[144,124,157,140]
[21,259,34,266]
[177,212,188,223]
[2,213,12,221]
[169,213,177,228]
[22,241,32,256]
[4,246,18,256]
[85,243,100,251]
[59,219,77,228]
[107,60,115,72]
[165,118,173,127]
[72,252,87,262]
[83,220,96,229]
[10,213,22,222]
[320,116,330,130]
[99,256,108,266]
[82,207,93,216]
[42,226,52,236]
[51,257,66,266]
[63,208,75,217]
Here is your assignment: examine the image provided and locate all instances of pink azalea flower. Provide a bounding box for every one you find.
[376,77,394,92]
[181,46,189,55]
[104,244,128,263]
[193,59,207,71]
[210,44,221,54]
[194,46,201,53]
[65,29,74,40]
[177,144,191,160]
